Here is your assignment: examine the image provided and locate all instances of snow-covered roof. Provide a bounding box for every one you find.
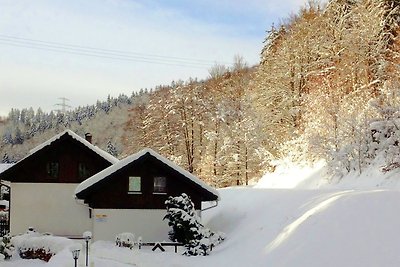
[0,200,9,208]
[0,164,13,174]
[75,148,220,200]
[29,129,118,164]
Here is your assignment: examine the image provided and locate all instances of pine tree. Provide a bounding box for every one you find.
[13,127,24,145]
[106,140,118,157]
[1,154,10,164]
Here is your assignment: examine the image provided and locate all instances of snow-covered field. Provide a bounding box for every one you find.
[4,162,400,267]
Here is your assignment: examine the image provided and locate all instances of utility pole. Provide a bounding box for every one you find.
[55,97,72,114]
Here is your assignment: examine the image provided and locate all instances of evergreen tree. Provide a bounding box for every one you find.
[13,127,24,145]
[2,131,12,145]
[106,140,118,157]
[164,193,224,256]
[1,153,10,164]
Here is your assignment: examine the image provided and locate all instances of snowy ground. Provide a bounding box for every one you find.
[4,161,400,266]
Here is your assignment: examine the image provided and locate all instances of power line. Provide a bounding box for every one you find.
[0,39,208,68]
[0,34,225,64]
[0,34,233,68]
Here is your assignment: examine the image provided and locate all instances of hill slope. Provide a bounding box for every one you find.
[207,188,400,267]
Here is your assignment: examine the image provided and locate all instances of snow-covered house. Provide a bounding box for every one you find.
[75,148,220,241]
[0,130,118,237]
[0,130,220,241]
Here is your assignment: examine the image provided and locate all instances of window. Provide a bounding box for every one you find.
[153,176,167,194]
[46,162,59,178]
[128,176,141,193]
[78,163,90,179]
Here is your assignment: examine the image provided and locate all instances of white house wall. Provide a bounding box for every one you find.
[92,209,172,242]
[10,183,91,236]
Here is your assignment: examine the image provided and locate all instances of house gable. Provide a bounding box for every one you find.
[0,130,118,183]
[75,149,219,210]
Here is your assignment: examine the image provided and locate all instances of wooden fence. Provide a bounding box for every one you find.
[138,242,183,253]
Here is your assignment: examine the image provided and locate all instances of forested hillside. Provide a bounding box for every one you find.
[122,63,268,187]
[254,0,400,175]
[0,91,150,161]
[0,59,267,187]
[3,0,400,187]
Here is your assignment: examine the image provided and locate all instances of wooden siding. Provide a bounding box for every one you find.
[1,135,112,184]
[83,155,208,210]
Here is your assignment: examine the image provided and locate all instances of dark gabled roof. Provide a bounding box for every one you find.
[0,130,118,180]
[75,148,220,201]
[29,130,118,164]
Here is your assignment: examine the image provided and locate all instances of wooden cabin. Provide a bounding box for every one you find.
[0,130,118,236]
[75,148,219,241]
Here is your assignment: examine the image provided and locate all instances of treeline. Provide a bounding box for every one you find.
[0,90,151,162]
[123,61,268,187]
[254,0,400,174]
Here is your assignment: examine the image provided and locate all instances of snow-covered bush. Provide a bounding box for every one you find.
[115,233,135,249]
[184,228,225,256]
[164,193,224,256]
[12,232,73,262]
[0,211,8,221]
[0,234,14,260]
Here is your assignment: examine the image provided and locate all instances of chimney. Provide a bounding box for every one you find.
[85,133,93,144]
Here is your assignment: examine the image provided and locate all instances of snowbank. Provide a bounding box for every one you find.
[12,233,74,257]
[255,160,329,189]
[264,190,400,266]
[256,159,400,190]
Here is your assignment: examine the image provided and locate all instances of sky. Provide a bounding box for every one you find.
[0,0,311,116]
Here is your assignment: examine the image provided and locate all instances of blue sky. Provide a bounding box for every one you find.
[0,0,311,116]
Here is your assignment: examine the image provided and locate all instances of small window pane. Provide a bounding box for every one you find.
[129,176,141,192]
[46,162,59,178]
[78,163,90,179]
[154,176,166,193]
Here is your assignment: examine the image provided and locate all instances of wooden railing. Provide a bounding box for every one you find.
[138,242,183,253]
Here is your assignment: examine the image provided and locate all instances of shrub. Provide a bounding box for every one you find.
[0,234,14,260]
[19,248,53,262]
[12,232,73,262]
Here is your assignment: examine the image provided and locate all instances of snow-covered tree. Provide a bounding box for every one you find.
[106,140,118,157]
[1,153,10,164]
[163,193,224,256]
